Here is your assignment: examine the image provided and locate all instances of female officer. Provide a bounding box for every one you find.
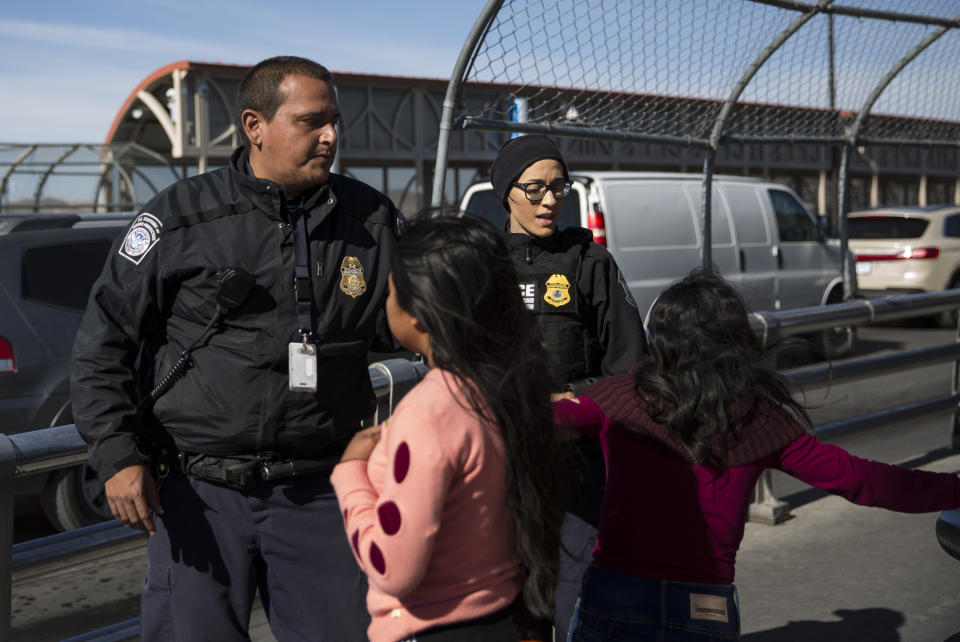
[489,134,649,640]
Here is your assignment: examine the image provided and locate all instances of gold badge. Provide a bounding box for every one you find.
[339,256,367,298]
[544,274,571,307]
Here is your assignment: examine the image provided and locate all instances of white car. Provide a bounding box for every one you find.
[849,205,960,326]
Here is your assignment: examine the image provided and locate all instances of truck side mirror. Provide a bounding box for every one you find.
[816,215,832,240]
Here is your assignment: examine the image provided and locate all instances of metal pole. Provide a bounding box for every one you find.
[827,13,837,111]
[431,0,505,208]
[838,144,853,300]
[0,434,15,641]
[701,150,715,270]
[952,314,960,450]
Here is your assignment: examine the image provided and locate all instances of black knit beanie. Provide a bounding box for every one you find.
[489,135,569,209]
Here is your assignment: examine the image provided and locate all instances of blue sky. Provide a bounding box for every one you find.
[1,0,484,142]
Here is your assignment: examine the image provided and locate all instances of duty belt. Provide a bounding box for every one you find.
[171,451,338,490]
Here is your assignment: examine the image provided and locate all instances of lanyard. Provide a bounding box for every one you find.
[289,204,313,341]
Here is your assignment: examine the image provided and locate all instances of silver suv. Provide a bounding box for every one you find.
[1,213,131,530]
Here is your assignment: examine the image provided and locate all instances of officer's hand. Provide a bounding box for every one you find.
[340,424,383,462]
[105,463,163,534]
[552,391,578,403]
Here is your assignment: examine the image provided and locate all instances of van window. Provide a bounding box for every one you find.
[463,186,581,231]
[22,239,114,311]
[684,185,732,245]
[769,189,817,242]
[604,183,697,248]
[725,185,769,245]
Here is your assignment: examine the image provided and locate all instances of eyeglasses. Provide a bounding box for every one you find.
[511,179,573,203]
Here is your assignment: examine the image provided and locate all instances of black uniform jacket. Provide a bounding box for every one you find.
[71,147,401,483]
[506,226,648,526]
[505,227,648,383]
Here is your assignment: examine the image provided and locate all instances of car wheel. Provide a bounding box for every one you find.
[820,323,856,360]
[819,291,856,359]
[40,464,112,531]
[936,276,960,328]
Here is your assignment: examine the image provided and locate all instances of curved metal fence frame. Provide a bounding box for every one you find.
[0,142,182,214]
[432,0,960,300]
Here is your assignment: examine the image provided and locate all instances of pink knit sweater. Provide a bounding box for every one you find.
[331,368,521,642]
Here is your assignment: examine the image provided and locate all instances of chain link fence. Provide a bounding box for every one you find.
[432,0,960,296]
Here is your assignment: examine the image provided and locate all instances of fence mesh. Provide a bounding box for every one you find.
[461,0,960,146]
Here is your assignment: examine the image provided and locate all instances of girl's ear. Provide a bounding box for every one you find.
[411,316,428,335]
[409,316,434,365]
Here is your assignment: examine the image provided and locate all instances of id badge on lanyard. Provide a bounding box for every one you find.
[288,204,317,392]
[289,337,318,392]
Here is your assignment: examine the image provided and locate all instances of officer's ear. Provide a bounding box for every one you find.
[241,109,265,150]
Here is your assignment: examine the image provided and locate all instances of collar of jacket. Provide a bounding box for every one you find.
[504,230,563,265]
[229,146,332,219]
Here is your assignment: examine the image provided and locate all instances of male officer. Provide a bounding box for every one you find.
[71,56,400,640]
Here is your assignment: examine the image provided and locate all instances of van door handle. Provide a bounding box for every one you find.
[776,250,783,269]
[739,250,745,272]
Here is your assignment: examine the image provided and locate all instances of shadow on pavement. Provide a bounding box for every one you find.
[742,607,904,642]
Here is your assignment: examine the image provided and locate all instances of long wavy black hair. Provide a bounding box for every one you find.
[635,269,811,464]
[390,213,566,618]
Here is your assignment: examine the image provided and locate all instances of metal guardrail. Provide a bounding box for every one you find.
[746,290,960,524]
[4,291,960,639]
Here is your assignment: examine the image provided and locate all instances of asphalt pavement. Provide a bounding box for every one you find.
[737,450,960,642]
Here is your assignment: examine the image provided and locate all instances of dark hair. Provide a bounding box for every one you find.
[636,269,810,464]
[391,214,565,618]
[236,56,333,147]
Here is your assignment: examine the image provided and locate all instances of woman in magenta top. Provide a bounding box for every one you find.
[555,269,960,641]
[332,214,566,642]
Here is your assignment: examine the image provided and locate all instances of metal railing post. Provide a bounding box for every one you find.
[749,470,791,525]
[952,316,960,450]
[0,433,16,641]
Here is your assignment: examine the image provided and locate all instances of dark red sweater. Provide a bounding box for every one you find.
[555,377,960,584]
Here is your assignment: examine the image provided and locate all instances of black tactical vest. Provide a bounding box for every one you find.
[511,228,602,383]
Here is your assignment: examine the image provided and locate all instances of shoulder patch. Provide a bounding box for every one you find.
[618,270,639,310]
[119,213,162,265]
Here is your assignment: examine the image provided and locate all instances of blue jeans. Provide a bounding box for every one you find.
[569,564,740,641]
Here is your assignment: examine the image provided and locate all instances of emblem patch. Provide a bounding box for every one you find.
[618,270,639,310]
[118,213,162,265]
[339,256,367,298]
[544,274,572,307]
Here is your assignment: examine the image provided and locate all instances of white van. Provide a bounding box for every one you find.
[461,171,854,357]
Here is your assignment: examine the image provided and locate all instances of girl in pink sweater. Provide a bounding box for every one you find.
[556,269,960,641]
[332,214,566,642]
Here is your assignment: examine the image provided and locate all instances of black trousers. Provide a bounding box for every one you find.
[141,471,369,641]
